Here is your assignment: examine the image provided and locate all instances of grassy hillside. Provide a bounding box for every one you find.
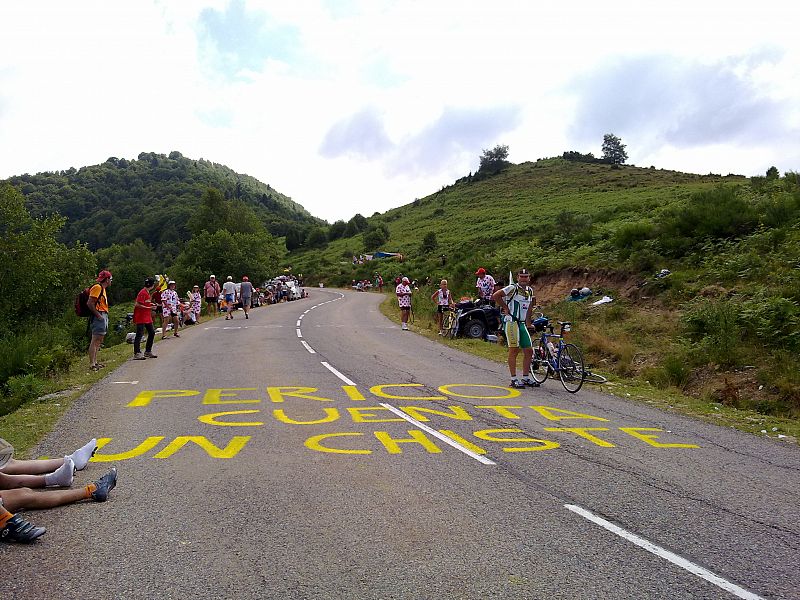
[292,159,800,427]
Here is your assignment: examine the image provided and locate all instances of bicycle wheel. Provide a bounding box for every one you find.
[558,343,585,393]
[442,312,455,338]
[530,341,549,384]
[583,370,607,384]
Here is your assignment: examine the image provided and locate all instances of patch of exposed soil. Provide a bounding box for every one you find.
[533,267,645,304]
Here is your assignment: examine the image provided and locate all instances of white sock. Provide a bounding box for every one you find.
[44,457,74,487]
[69,438,97,471]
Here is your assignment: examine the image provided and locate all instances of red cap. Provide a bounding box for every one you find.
[475,268,486,275]
[242,276,249,281]
[97,270,113,282]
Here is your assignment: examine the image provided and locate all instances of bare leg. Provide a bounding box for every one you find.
[0,487,89,512]
[2,457,64,475]
[508,348,520,377]
[522,347,533,376]
[88,334,104,366]
[0,471,47,489]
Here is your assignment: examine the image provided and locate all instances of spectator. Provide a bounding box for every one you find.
[396,276,413,331]
[204,275,221,318]
[492,268,539,389]
[239,276,253,319]
[132,277,157,360]
[87,270,112,371]
[189,285,203,324]
[161,280,181,339]
[222,276,237,319]
[431,279,454,335]
[475,267,496,302]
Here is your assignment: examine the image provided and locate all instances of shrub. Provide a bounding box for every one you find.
[682,299,742,367]
[1,374,46,416]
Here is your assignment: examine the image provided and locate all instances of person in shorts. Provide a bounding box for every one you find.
[430,279,454,335]
[222,276,237,319]
[475,267,496,302]
[204,275,221,318]
[161,280,181,339]
[492,268,539,389]
[239,276,253,319]
[87,270,112,371]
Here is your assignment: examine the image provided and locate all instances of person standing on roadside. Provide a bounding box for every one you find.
[189,285,202,324]
[431,279,454,335]
[223,275,237,320]
[87,270,112,371]
[475,267,496,303]
[132,277,157,360]
[239,276,254,319]
[204,275,221,318]
[396,276,413,330]
[161,280,181,339]
[492,268,539,389]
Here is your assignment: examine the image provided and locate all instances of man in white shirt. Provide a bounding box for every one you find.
[222,276,237,320]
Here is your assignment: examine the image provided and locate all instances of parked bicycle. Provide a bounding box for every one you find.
[528,314,586,393]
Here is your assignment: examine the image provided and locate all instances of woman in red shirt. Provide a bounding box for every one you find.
[133,277,158,360]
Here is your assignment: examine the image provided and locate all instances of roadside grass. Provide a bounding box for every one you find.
[0,310,228,457]
[377,291,800,442]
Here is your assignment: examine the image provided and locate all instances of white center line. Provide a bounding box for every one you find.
[564,504,764,600]
[113,381,139,385]
[296,319,302,327]
[296,328,302,338]
[379,403,496,466]
[320,361,356,386]
[301,341,316,354]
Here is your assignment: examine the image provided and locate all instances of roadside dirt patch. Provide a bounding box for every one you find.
[534,267,644,304]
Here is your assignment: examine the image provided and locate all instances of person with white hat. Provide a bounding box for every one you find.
[396,276,413,330]
[222,276,237,320]
[161,280,181,339]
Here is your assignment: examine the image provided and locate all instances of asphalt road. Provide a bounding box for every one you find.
[3,288,799,599]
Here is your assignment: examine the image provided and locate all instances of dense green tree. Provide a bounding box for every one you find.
[362,223,389,251]
[171,229,281,288]
[0,185,95,327]
[420,231,438,253]
[328,220,347,241]
[305,227,328,248]
[478,145,511,175]
[766,166,779,179]
[601,134,628,165]
[95,239,162,303]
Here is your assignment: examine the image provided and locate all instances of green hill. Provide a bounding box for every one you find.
[3,151,319,254]
[291,158,800,424]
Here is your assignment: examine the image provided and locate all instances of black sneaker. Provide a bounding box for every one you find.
[91,467,118,502]
[1,515,46,543]
[523,378,541,387]
[510,379,526,389]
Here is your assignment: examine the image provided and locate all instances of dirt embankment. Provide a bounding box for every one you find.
[533,268,645,304]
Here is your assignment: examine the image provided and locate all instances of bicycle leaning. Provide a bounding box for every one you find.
[528,314,586,393]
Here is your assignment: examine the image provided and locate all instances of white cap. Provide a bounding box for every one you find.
[402,277,410,282]
[227,275,233,281]
[210,274,216,278]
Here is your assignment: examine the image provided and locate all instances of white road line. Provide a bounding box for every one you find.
[113,381,139,385]
[320,362,356,386]
[379,403,496,466]
[300,341,316,354]
[296,328,302,338]
[296,319,302,326]
[564,504,765,600]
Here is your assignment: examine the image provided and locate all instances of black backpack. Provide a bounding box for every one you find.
[75,285,104,317]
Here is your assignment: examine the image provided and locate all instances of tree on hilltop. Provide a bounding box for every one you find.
[602,134,628,165]
[478,144,511,175]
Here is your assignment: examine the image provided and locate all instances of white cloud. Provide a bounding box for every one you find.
[1,0,799,222]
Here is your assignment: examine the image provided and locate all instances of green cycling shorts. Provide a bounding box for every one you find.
[504,320,532,349]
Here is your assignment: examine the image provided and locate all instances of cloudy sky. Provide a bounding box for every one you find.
[1,1,798,222]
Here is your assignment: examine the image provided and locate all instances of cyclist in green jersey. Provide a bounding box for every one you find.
[492,268,539,389]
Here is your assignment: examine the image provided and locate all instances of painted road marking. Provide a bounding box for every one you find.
[379,403,496,466]
[564,504,764,600]
[321,362,357,386]
[114,381,139,385]
[296,328,302,338]
[301,341,316,354]
[296,319,302,326]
